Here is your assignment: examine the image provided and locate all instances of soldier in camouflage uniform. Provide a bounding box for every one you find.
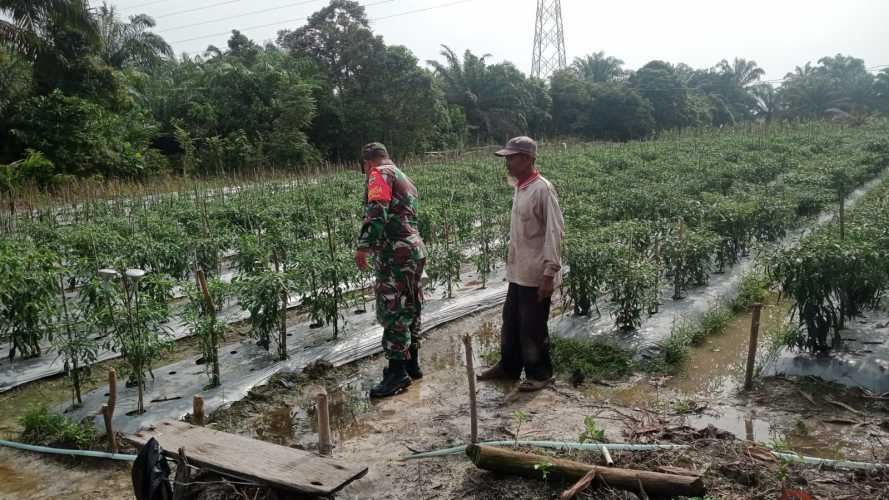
[355,142,427,398]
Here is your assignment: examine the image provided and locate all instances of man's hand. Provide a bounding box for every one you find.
[355,249,370,271]
[537,275,555,302]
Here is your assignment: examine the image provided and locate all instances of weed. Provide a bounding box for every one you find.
[481,349,501,366]
[733,268,771,312]
[697,305,733,341]
[672,400,692,414]
[578,416,605,443]
[18,405,96,449]
[533,460,553,481]
[767,437,789,452]
[551,337,636,380]
[511,410,530,447]
[756,320,803,375]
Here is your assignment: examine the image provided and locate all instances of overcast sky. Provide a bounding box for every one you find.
[102,0,889,81]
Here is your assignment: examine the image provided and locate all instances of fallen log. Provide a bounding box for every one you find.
[466,444,705,498]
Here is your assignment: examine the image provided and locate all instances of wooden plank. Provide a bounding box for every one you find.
[128,420,367,495]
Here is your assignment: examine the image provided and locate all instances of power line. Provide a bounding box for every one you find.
[169,0,397,45]
[158,0,325,33]
[155,0,245,20]
[110,0,174,11]
[368,0,473,22]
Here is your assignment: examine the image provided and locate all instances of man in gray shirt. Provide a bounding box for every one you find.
[478,136,565,391]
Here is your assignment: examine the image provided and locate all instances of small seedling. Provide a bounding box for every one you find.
[533,460,553,481]
[578,416,605,443]
[511,410,531,447]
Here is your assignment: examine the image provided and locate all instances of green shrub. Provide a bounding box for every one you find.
[18,405,96,449]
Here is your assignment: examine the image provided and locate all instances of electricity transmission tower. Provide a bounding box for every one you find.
[531,0,567,79]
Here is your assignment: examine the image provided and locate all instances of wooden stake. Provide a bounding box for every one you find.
[462,334,478,444]
[193,395,204,426]
[101,404,117,454]
[467,444,705,498]
[108,368,117,416]
[560,469,597,500]
[316,389,332,456]
[744,303,763,391]
[172,447,191,500]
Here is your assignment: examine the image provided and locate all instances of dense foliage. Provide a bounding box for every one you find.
[769,139,889,352]
[3,1,889,185]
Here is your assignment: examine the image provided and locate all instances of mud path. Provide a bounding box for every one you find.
[3,301,888,498]
[207,303,889,498]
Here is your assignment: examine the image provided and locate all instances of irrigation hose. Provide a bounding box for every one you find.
[0,438,137,461]
[401,440,689,460]
[404,440,889,471]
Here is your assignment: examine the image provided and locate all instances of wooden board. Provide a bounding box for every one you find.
[128,420,367,495]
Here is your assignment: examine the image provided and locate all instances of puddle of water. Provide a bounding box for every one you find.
[582,300,875,460]
[666,301,790,399]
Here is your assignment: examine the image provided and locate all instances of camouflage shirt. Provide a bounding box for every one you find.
[357,161,426,261]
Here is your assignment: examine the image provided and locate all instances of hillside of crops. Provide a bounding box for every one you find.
[2,120,889,404]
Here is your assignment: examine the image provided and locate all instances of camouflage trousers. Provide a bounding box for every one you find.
[375,255,425,360]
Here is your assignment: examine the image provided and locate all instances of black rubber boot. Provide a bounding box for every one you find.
[405,343,423,380]
[370,359,411,398]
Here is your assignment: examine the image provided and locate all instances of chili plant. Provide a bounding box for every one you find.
[51,266,99,407]
[182,272,229,388]
[0,241,58,359]
[607,250,659,331]
[111,269,173,415]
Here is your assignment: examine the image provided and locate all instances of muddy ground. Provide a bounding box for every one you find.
[3,301,889,499]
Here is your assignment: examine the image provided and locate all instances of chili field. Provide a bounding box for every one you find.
[2,120,889,405]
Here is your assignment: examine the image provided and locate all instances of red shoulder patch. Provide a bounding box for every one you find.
[367,169,392,203]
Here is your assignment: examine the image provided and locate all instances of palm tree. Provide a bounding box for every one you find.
[780,66,846,120]
[875,68,889,114]
[0,0,97,58]
[95,4,172,71]
[571,51,625,83]
[717,58,764,88]
[750,83,782,123]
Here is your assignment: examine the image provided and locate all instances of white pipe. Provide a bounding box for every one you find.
[773,451,889,471]
[0,438,137,461]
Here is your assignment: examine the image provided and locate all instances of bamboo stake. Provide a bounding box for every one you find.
[108,368,117,415]
[744,303,763,390]
[193,395,204,426]
[104,368,118,452]
[462,334,478,444]
[101,404,117,453]
[316,389,332,456]
[172,447,191,500]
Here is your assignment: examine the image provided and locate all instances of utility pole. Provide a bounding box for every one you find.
[532,0,567,79]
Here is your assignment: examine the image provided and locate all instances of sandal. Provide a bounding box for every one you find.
[517,377,554,392]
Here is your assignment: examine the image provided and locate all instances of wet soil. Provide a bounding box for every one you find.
[3,301,889,498]
[0,447,131,500]
[205,304,889,499]
[0,334,207,436]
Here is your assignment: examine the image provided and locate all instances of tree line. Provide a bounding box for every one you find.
[2,0,889,188]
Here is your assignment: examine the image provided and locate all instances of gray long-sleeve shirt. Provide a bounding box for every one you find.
[506,173,565,288]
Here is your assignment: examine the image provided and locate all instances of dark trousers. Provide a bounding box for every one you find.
[500,283,553,381]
